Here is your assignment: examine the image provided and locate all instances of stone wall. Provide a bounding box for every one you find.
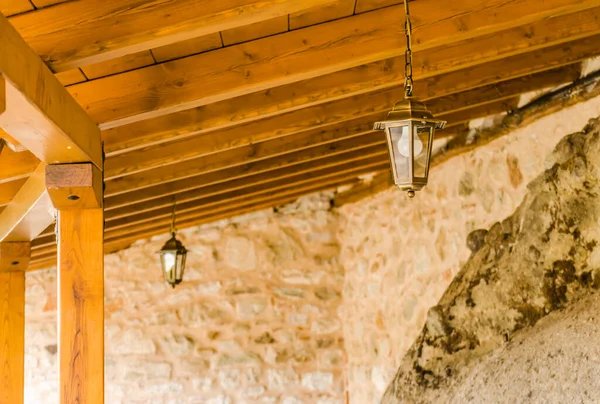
[337,94,600,402]
[24,195,346,404]
[23,94,600,403]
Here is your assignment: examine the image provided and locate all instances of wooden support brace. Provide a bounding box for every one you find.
[0,242,29,404]
[46,163,103,210]
[0,163,55,242]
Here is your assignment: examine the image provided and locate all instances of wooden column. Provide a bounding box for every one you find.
[47,163,104,404]
[0,242,30,404]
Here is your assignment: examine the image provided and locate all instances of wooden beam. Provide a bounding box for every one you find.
[0,242,30,271]
[0,242,28,404]
[57,208,104,404]
[10,0,337,72]
[106,160,388,231]
[0,14,102,168]
[0,163,54,242]
[67,0,600,128]
[0,148,38,184]
[31,173,366,262]
[105,131,386,195]
[103,63,581,179]
[31,151,392,250]
[46,163,103,210]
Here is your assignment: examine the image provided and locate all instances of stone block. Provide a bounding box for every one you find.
[110,329,155,355]
[301,371,334,391]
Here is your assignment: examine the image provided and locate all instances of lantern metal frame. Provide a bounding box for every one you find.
[373,0,446,198]
[158,199,188,288]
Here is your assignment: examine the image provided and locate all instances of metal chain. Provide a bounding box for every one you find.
[170,196,176,235]
[403,0,414,99]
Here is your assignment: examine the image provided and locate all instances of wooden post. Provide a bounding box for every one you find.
[0,242,30,404]
[47,164,104,404]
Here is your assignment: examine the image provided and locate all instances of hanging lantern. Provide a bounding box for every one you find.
[374,0,446,198]
[158,199,187,288]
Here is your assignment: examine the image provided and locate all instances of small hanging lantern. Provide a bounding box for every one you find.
[158,198,187,288]
[374,0,446,198]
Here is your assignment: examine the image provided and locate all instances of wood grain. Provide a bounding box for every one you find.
[0,242,30,272]
[65,0,600,128]
[103,64,581,180]
[0,270,25,404]
[0,163,54,243]
[46,164,103,210]
[0,14,102,167]
[9,0,337,71]
[99,5,600,153]
[58,208,104,404]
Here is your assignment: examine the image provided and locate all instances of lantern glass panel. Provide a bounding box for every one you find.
[161,251,177,281]
[388,124,411,183]
[413,124,433,179]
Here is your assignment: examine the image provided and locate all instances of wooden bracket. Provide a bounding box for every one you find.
[0,242,31,272]
[46,163,103,210]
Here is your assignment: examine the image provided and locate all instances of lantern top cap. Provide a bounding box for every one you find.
[374,98,446,130]
[159,233,187,253]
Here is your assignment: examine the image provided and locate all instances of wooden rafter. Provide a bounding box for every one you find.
[9,0,337,72]
[64,0,600,129]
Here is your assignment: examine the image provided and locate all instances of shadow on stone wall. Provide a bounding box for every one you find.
[383,117,600,403]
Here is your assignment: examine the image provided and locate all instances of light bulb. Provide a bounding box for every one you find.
[396,126,423,157]
[163,253,175,272]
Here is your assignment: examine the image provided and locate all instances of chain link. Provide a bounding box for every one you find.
[403,0,413,99]
[170,196,176,235]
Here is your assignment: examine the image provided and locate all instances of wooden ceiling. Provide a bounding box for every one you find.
[1,0,600,270]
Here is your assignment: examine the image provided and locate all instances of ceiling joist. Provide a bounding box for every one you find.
[9,0,338,72]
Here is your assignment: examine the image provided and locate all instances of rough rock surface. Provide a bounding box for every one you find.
[448,291,600,403]
[383,118,600,402]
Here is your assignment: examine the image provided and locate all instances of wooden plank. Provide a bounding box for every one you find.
[104,171,368,237]
[0,178,27,207]
[289,0,355,29]
[100,6,600,153]
[65,0,600,128]
[0,148,38,184]
[54,69,87,86]
[106,154,389,222]
[30,0,70,7]
[0,0,33,17]
[58,208,103,404]
[0,163,54,242]
[103,64,581,179]
[151,33,222,63]
[442,98,521,127]
[105,131,386,195]
[31,145,390,247]
[81,51,155,80]
[221,16,288,46]
[0,15,102,167]
[0,264,25,404]
[31,172,371,261]
[10,0,337,72]
[355,0,400,13]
